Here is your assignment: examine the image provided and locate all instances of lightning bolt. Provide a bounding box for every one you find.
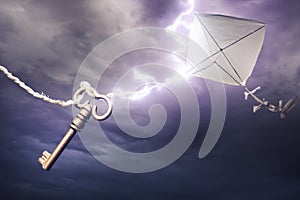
[166,0,195,77]
[167,0,195,32]
[130,0,195,100]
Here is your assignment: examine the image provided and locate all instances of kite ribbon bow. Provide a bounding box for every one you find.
[244,86,297,119]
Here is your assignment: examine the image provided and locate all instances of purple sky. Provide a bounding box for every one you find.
[0,0,299,199]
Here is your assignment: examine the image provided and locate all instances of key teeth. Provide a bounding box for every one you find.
[42,150,51,158]
[38,150,52,168]
[38,157,45,164]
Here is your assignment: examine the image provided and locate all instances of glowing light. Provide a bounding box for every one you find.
[170,54,193,79]
[130,70,160,100]
[131,84,160,100]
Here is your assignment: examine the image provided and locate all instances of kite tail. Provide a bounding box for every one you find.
[244,86,297,119]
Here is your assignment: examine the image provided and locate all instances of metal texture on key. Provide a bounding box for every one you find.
[38,103,92,170]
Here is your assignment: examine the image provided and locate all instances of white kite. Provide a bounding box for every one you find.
[187,13,297,118]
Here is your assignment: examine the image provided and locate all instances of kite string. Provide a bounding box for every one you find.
[0,65,74,107]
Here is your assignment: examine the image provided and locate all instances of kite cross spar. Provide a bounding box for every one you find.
[186,13,297,119]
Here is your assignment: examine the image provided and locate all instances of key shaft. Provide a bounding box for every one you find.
[38,104,92,170]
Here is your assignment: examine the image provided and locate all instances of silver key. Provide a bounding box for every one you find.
[38,104,92,170]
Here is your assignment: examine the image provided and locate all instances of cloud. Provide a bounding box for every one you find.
[0,1,300,200]
[0,0,144,86]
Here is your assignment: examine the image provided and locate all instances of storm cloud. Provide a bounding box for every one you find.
[0,0,299,199]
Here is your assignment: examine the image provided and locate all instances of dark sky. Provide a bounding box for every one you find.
[0,0,300,199]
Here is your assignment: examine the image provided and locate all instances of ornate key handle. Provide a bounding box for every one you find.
[73,81,113,121]
[38,81,113,170]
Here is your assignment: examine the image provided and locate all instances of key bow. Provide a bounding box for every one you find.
[73,81,113,121]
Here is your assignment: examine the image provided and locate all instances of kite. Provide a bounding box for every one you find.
[187,13,297,118]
